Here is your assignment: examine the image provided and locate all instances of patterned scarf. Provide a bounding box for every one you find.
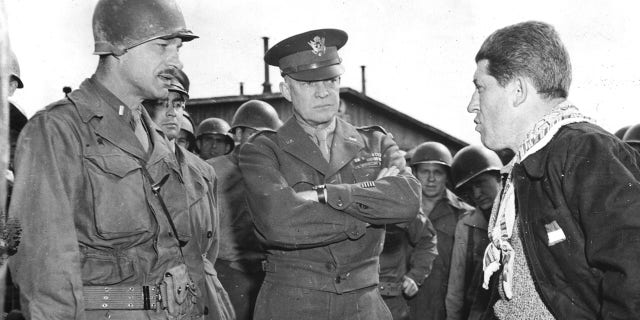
[481,101,595,300]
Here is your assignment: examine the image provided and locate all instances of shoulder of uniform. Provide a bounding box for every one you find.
[357,125,389,135]
[44,98,73,111]
[356,125,393,139]
[246,128,277,143]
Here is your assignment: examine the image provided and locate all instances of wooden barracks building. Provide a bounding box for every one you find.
[186,38,468,155]
[186,86,468,154]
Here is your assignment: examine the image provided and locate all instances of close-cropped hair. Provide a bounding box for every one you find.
[475,21,572,99]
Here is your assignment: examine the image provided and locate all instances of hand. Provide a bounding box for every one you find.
[402,275,419,297]
[376,166,400,180]
[297,190,318,202]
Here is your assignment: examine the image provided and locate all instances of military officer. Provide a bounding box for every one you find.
[8,0,203,319]
[406,142,473,320]
[239,28,422,320]
[208,99,282,320]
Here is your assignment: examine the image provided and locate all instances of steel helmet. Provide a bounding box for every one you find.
[230,100,283,132]
[623,123,640,145]
[92,0,198,56]
[451,145,502,189]
[196,117,235,150]
[410,142,453,167]
[169,68,190,98]
[8,50,23,88]
[180,111,195,135]
[615,125,631,140]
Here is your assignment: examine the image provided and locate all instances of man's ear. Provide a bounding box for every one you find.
[225,143,232,154]
[280,80,292,102]
[511,76,528,107]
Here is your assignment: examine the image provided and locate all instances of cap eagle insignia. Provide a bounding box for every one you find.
[308,36,326,56]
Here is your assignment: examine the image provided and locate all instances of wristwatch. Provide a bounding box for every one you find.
[312,184,328,204]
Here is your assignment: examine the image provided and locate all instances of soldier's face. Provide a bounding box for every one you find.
[149,91,185,140]
[120,38,184,101]
[459,172,500,212]
[468,60,519,151]
[415,163,448,199]
[197,134,231,160]
[282,76,340,127]
[176,130,193,150]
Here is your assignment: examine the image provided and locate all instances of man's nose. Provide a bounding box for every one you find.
[472,185,483,199]
[314,81,329,98]
[467,91,479,113]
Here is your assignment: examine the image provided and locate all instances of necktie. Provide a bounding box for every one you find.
[132,106,149,152]
[316,130,330,162]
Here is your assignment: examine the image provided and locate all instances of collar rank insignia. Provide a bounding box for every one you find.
[308,36,326,56]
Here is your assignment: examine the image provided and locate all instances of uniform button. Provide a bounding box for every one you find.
[351,231,360,237]
[336,200,343,207]
[168,231,173,237]
[325,262,336,271]
[207,231,213,238]
[203,306,209,315]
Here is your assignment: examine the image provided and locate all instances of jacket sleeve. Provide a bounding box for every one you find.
[445,218,470,320]
[239,133,419,249]
[325,135,421,225]
[405,211,438,285]
[563,132,640,319]
[8,112,86,319]
[239,136,368,249]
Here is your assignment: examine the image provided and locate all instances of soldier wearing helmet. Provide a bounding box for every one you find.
[207,100,282,320]
[177,111,196,152]
[5,49,27,319]
[196,118,234,160]
[144,69,235,320]
[446,145,502,320]
[240,29,421,320]
[8,0,203,318]
[229,99,283,145]
[406,141,473,320]
[622,123,640,153]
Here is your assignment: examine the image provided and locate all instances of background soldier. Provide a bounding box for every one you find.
[195,118,235,160]
[378,207,438,320]
[239,28,421,320]
[144,69,235,320]
[407,141,473,320]
[622,123,640,153]
[8,0,202,318]
[446,145,501,320]
[5,49,26,320]
[177,111,196,152]
[209,99,282,320]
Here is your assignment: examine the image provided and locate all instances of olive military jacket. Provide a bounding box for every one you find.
[208,150,265,269]
[238,117,421,293]
[445,209,490,320]
[9,78,201,319]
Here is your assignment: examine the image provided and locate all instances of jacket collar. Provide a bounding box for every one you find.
[428,189,471,221]
[69,77,171,163]
[277,117,364,176]
[463,209,489,230]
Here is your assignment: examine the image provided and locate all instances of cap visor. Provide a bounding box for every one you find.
[287,64,344,82]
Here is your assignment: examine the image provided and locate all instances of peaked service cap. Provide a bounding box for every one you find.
[264,28,347,81]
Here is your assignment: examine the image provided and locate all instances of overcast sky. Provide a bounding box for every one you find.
[5,0,640,144]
